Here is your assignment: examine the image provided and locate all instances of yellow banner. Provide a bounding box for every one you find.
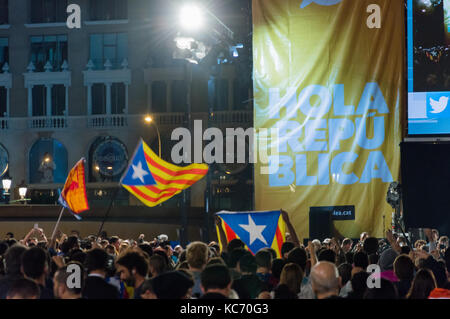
[253,0,404,239]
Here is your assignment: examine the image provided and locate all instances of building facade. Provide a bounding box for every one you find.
[0,0,253,241]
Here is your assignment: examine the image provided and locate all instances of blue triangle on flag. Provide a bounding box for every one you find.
[217,211,281,254]
[121,141,157,186]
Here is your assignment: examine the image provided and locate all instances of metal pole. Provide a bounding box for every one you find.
[50,206,65,241]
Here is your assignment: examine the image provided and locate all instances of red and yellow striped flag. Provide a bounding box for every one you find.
[59,158,89,214]
[120,139,208,207]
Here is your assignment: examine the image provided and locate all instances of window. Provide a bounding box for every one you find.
[30,35,68,72]
[0,87,6,117]
[111,83,125,114]
[51,85,65,116]
[172,80,187,112]
[0,37,8,69]
[32,85,46,116]
[92,83,106,115]
[30,0,67,23]
[0,0,8,25]
[29,138,68,184]
[90,0,127,21]
[152,81,167,112]
[90,33,127,69]
[209,79,228,111]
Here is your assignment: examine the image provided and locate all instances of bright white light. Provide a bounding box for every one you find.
[19,187,27,198]
[2,178,11,191]
[175,37,195,50]
[179,5,203,31]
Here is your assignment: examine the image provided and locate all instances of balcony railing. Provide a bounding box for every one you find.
[152,113,187,126]
[28,116,67,129]
[88,114,128,128]
[209,110,253,126]
[0,118,8,130]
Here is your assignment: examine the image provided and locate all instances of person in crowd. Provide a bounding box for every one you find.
[21,247,53,299]
[310,261,342,299]
[346,271,370,299]
[152,270,194,299]
[149,254,167,278]
[406,268,437,299]
[341,238,353,254]
[270,258,286,288]
[53,263,83,299]
[337,263,352,288]
[115,250,149,299]
[277,263,303,298]
[139,279,157,299]
[393,254,415,298]
[318,249,336,264]
[6,278,40,299]
[232,254,264,299]
[281,242,295,260]
[255,249,274,289]
[364,278,398,299]
[378,248,399,282]
[186,241,209,298]
[0,244,27,299]
[200,264,232,299]
[82,248,119,299]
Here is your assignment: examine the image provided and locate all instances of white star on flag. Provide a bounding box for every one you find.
[131,161,149,183]
[239,215,267,245]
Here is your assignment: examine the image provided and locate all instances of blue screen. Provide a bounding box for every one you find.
[408,0,450,135]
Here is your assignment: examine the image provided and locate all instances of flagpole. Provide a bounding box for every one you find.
[50,206,65,242]
[96,187,120,239]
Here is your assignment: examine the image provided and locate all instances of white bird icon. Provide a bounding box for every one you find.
[430,96,449,114]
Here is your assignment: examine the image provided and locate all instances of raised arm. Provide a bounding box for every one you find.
[386,229,401,254]
[281,209,300,247]
[307,240,317,267]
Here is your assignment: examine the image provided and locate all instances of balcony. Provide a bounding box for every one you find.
[28,116,67,130]
[209,110,253,127]
[0,118,8,130]
[88,114,128,128]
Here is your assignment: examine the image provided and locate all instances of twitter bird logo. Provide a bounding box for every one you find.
[429,96,449,114]
[300,0,343,9]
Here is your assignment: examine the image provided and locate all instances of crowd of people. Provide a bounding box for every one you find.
[0,216,449,300]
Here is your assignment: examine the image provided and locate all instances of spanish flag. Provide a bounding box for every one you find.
[59,158,89,214]
[120,139,208,207]
[216,211,286,258]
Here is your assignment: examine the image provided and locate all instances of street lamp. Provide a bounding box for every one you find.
[144,115,162,158]
[18,180,27,203]
[2,176,11,204]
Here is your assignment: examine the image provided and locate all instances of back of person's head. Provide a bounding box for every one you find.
[400,246,411,255]
[152,270,194,299]
[227,239,245,252]
[228,248,250,268]
[109,236,119,245]
[318,249,336,264]
[273,283,298,299]
[5,244,27,275]
[279,263,303,295]
[378,248,399,272]
[201,264,232,292]
[54,263,84,296]
[6,239,17,247]
[69,250,87,265]
[237,254,257,274]
[140,279,156,299]
[337,263,352,286]
[271,258,287,280]
[149,254,167,276]
[368,253,379,265]
[281,242,295,257]
[264,248,277,260]
[407,268,437,299]
[186,241,208,270]
[6,278,40,299]
[353,251,369,270]
[363,237,379,255]
[347,271,370,299]
[394,254,415,281]
[286,247,307,271]
[85,248,108,273]
[310,261,340,298]
[207,257,226,266]
[66,236,79,249]
[432,261,448,288]
[364,278,398,299]
[21,247,47,279]
[138,243,153,258]
[0,241,9,255]
[255,249,272,269]
[345,252,354,264]
[116,251,149,278]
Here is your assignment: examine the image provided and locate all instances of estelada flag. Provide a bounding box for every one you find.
[216,210,286,258]
[120,139,208,207]
[59,158,89,214]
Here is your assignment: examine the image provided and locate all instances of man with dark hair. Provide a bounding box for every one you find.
[287,247,314,299]
[337,263,352,287]
[149,254,167,278]
[82,248,119,299]
[353,251,369,272]
[140,279,157,299]
[115,251,149,299]
[6,278,40,299]
[281,242,295,259]
[200,264,232,299]
[109,236,120,252]
[393,254,415,298]
[21,247,53,299]
[363,237,379,255]
[364,278,398,299]
[255,249,274,289]
[341,238,353,253]
[318,249,336,264]
[232,254,264,299]
[0,244,27,299]
[226,238,245,253]
[53,263,84,299]
[152,271,194,299]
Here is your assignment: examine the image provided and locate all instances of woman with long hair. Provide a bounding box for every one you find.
[406,268,437,299]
